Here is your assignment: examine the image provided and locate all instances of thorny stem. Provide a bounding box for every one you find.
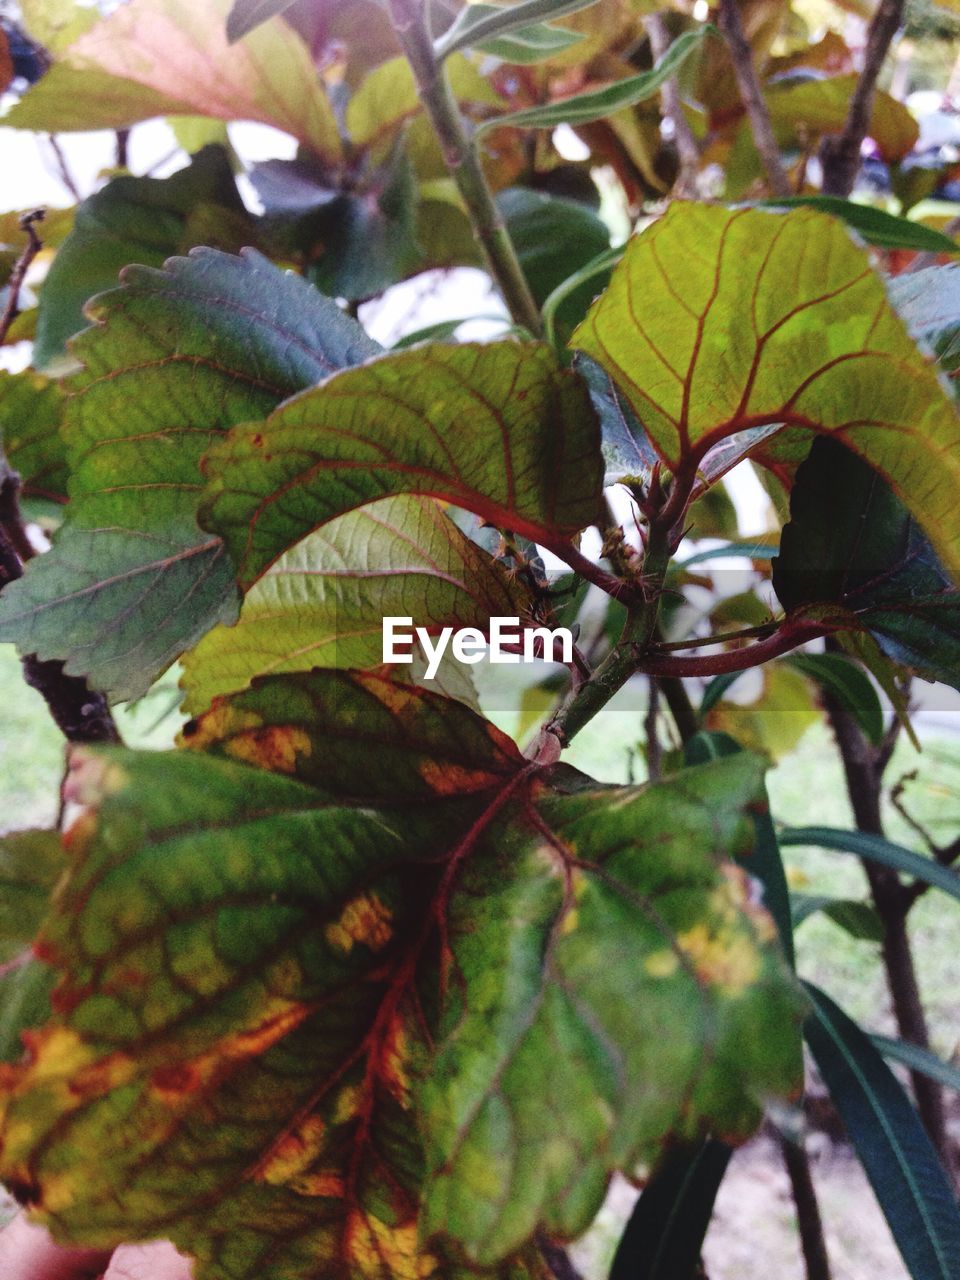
[388,0,543,335]
[819,0,906,197]
[717,0,791,197]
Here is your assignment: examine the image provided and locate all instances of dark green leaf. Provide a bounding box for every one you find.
[679,542,778,568]
[0,829,63,1065]
[773,438,960,691]
[780,828,960,902]
[477,27,711,132]
[608,1140,732,1280]
[574,352,658,484]
[804,982,960,1280]
[753,197,960,255]
[699,672,745,718]
[0,249,380,702]
[200,341,604,590]
[785,652,884,746]
[498,189,611,339]
[226,0,296,42]
[34,146,253,369]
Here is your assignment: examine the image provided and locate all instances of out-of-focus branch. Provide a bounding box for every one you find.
[717,0,791,196]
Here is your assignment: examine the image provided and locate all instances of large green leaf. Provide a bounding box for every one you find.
[0,675,802,1276]
[3,0,342,163]
[0,370,68,502]
[0,249,380,702]
[420,753,803,1261]
[34,146,253,369]
[200,341,604,589]
[179,494,526,715]
[804,983,960,1280]
[572,204,960,572]
[773,438,960,690]
[784,652,884,746]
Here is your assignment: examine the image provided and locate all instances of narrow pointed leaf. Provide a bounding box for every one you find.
[476,27,710,133]
[754,197,960,255]
[871,1036,960,1094]
[0,249,380,702]
[790,894,885,940]
[437,0,600,59]
[608,1140,732,1280]
[200,341,604,589]
[803,982,960,1280]
[888,265,960,378]
[780,828,960,902]
[785,652,884,746]
[475,23,584,64]
[572,204,960,573]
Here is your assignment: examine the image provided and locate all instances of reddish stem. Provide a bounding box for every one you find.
[641,619,831,677]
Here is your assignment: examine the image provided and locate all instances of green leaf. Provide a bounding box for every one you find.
[476,26,712,132]
[754,197,960,255]
[572,204,960,573]
[436,0,600,60]
[0,829,63,966]
[421,751,804,1261]
[4,0,342,163]
[475,22,584,64]
[0,370,69,503]
[575,350,659,484]
[803,982,960,1280]
[765,76,919,163]
[544,248,623,350]
[790,894,885,941]
[0,829,63,1065]
[0,249,380,702]
[497,188,612,339]
[780,828,960,902]
[0,679,801,1276]
[679,541,778,568]
[871,1035,960,1094]
[785,652,884,746]
[773,438,960,691]
[226,0,296,42]
[179,494,526,715]
[200,341,604,590]
[34,146,253,369]
[685,729,795,967]
[889,265,960,378]
[608,1140,732,1280]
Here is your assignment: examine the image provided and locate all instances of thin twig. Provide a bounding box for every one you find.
[0,210,44,346]
[646,13,702,197]
[46,134,82,201]
[819,0,906,197]
[718,0,791,196]
[644,677,663,780]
